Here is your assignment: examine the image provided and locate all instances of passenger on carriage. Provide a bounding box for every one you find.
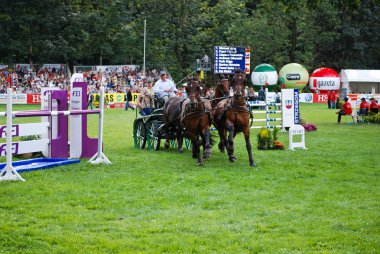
[137,81,155,116]
[153,71,177,106]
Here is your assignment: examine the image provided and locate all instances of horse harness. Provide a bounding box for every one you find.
[218,98,253,127]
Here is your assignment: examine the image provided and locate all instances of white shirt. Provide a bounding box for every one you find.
[153,78,177,97]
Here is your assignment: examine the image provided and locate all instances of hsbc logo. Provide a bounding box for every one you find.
[286,74,300,80]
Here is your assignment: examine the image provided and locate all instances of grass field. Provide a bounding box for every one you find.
[0,103,379,253]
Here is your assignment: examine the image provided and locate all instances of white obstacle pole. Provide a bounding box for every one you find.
[0,88,25,181]
[89,86,111,165]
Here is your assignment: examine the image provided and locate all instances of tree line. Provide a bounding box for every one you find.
[0,0,379,81]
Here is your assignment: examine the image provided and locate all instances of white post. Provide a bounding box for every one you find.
[89,86,111,164]
[0,88,25,181]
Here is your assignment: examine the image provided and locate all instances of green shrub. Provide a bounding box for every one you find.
[363,112,380,123]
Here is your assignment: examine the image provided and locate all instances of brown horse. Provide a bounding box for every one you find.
[213,72,256,167]
[211,75,231,108]
[181,79,213,165]
[163,95,185,153]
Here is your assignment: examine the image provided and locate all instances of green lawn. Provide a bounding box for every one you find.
[0,103,379,253]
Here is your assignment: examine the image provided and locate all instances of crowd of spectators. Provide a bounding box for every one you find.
[0,65,69,94]
[0,64,166,94]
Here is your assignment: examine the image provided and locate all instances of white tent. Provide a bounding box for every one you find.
[340,69,380,94]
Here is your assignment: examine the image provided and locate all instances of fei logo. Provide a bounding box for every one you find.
[285,100,293,109]
[0,143,19,156]
[72,91,81,97]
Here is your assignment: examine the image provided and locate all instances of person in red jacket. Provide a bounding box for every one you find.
[369,98,378,113]
[327,90,332,109]
[337,97,353,123]
[359,98,370,115]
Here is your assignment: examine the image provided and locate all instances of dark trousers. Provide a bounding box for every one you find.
[328,100,331,109]
[140,108,152,116]
[338,110,346,123]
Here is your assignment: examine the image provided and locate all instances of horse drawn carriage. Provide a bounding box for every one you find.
[133,96,192,151]
[133,72,256,166]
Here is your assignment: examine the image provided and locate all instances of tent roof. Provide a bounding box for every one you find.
[340,69,380,82]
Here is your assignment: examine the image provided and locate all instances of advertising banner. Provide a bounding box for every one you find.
[214,46,248,74]
[27,94,42,104]
[103,93,140,104]
[310,77,340,91]
[282,89,300,128]
[313,93,328,103]
[299,93,313,103]
[95,65,139,73]
[0,94,27,104]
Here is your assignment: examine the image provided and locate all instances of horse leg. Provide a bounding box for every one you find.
[217,127,226,153]
[164,126,170,149]
[202,127,212,160]
[226,121,236,162]
[190,134,202,166]
[177,129,183,153]
[243,127,256,167]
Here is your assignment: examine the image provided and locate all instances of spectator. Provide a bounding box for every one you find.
[327,90,332,109]
[369,98,378,113]
[359,98,370,116]
[87,88,94,109]
[137,81,155,116]
[125,87,133,111]
[337,97,352,124]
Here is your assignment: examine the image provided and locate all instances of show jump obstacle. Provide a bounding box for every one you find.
[248,88,300,131]
[0,82,111,182]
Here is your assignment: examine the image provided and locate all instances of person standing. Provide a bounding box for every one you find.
[327,90,332,109]
[137,81,155,116]
[337,97,352,123]
[369,98,378,113]
[87,88,93,110]
[125,87,133,111]
[258,86,266,109]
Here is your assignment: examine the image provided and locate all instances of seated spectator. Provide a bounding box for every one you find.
[369,98,378,113]
[358,98,370,115]
[337,97,352,124]
[137,81,155,116]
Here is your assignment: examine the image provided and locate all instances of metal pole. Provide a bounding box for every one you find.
[143,19,146,78]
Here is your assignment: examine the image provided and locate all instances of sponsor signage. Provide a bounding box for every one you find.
[310,77,340,90]
[313,94,328,103]
[0,94,26,104]
[27,94,42,104]
[299,93,313,103]
[282,89,300,128]
[214,46,248,74]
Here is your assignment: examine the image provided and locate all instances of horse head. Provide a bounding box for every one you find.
[215,75,230,98]
[185,79,201,109]
[232,73,246,99]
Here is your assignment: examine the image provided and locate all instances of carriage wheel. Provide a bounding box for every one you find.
[147,120,161,151]
[133,120,146,149]
[184,137,192,150]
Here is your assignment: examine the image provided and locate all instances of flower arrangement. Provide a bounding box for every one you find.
[257,127,284,150]
[302,123,317,131]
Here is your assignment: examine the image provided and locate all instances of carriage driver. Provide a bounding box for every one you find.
[153,71,177,104]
